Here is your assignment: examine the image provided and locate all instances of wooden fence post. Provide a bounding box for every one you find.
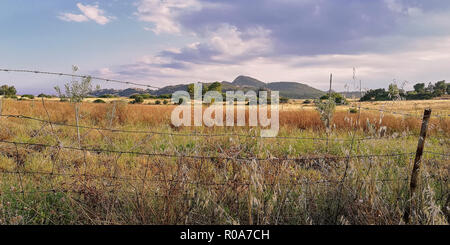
[403,108,432,223]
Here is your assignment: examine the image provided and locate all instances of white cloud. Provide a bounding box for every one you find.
[135,0,202,34]
[100,35,450,91]
[58,3,114,25]
[385,0,404,13]
[206,25,272,60]
[58,13,89,23]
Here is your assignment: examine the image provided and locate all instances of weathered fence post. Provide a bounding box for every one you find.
[326,73,332,152]
[403,108,432,223]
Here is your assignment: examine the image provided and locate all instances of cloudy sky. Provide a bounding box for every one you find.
[1,0,450,94]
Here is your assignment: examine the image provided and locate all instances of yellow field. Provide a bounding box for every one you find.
[0,97,448,225]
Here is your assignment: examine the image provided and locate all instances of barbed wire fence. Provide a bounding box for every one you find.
[0,68,449,224]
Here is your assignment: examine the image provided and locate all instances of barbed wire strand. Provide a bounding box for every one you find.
[0,68,161,89]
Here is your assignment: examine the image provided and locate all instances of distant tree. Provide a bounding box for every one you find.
[425,82,434,94]
[21,94,35,99]
[207,82,222,93]
[100,94,117,98]
[38,93,52,98]
[0,85,17,96]
[433,80,447,97]
[280,97,289,104]
[360,89,390,101]
[155,100,161,105]
[320,92,347,104]
[163,99,168,105]
[413,83,425,94]
[140,93,152,99]
[132,96,144,104]
[388,84,400,100]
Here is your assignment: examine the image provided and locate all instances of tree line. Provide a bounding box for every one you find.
[360,80,448,101]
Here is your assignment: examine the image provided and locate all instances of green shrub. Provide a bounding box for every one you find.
[38,93,53,98]
[4,94,17,99]
[141,93,154,99]
[320,93,347,105]
[163,100,168,105]
[0,85,17,96]
[130,96,144,104]
[155,100,161,105]
[100,94,117,98]
[349,108,358,114]
[303,99,312,104]
[280,97,289,104]
[93,99,106,103]
[21,94,35,99]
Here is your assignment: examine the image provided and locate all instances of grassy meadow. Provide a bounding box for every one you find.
[0,98,448,225]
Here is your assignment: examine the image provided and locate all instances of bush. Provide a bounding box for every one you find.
[303,99,312,104]
[21,94,35,99]
[131,96,144,104]
[129,94,141,99]
[38,93,52,98]
[141,93,154,99]
[163,100,168,105]
[59,98,69,102]
[155,100,161,105]
[320,93,347,105]
[349,108,358,114]
[280,97,289,104]
[100,94,117,98]
[93,99,106,103]
[4,94,17,99]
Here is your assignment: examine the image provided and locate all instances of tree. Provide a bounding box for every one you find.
[0,85,17,96]
[388,83,400,100]
[360,89,390,101]
[207,82,222,93]
[433,80,447,97]
[413,83,425,93]
[280,97,289,104]
[425,82,434,94]
[187,84,195,98]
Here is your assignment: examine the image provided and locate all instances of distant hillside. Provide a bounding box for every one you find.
[229,76,325,99]
[91,75,325,99]
[266,82,325,99]
[232,75,266,88]
[92,88,153,97]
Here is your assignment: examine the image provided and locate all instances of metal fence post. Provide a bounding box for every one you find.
[403,108,432,224]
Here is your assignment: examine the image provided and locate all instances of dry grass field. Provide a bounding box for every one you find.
[0,98,448,225]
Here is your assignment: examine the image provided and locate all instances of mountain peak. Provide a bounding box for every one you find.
[232,75,266,88]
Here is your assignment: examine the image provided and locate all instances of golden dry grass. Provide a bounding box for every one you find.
[0,98,448,225]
